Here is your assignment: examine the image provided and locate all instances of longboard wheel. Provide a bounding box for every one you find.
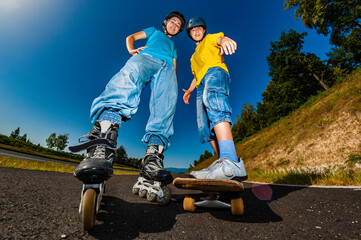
[132,187,139,195]
[231,197,244,215]
[183,195,196,212]
[157,186,171,206]
[81,189,97,231]
[146,192,157,202]
[139,189,147,198]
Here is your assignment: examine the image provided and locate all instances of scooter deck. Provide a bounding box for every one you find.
[173,178,244,192]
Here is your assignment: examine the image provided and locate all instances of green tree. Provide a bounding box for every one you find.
[284,0,361,70]
[46,133,69,151]
[18,133,27,142]
[10,127,20,139]
[46,133,57,149]
[326,46,358,77]
[9,127,28,142]
[114,145,128,165]
[263,29,333,121]
[194,150,213,167]
[188,164,194,170]
[203,150,213,160]
[232,103,260,143]
[54,134,69,151]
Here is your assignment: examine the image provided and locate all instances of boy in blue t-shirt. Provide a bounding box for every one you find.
[71,12,185,190]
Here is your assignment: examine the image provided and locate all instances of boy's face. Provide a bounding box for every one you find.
[190,26,205,42]
[166,17,182,35]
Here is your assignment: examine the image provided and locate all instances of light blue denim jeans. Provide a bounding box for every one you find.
[196,67,232,144]
[90,53,178,149]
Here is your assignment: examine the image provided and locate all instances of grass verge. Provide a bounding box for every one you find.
[247,166,361,186]
[0,156,138,175]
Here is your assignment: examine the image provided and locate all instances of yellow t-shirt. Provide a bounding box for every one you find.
[190,32,229,86]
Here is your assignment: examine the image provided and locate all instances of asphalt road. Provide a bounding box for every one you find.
[1,167,360,240]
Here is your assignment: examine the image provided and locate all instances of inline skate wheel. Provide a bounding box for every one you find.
[156,186,171,206]
[138,189,147,198]
[81,188,97,231]
[146,192,157,202]
[132,187,139,195]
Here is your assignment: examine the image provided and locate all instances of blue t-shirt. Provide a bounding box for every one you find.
[141,27,177,67]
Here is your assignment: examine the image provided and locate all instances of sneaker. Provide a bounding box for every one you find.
[190,158,248,181]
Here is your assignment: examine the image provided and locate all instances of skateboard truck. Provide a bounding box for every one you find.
[174,178,245,215]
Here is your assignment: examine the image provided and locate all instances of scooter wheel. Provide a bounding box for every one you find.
[81,189,97,231]
[231,197,244,215]
[156,186,171,206]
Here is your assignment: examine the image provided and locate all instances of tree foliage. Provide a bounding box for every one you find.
[191,150,213,169]
[46,133,57,149]
[232,103,260,143]
[46,133,69,151]
[10,127,20,139]
[284,0,361,71]
[232,30,336,143]
[263,29,334,121]
[230,2,360,144]
[55,134,69,151]
[9,127,28,142]
[114,145,141,169]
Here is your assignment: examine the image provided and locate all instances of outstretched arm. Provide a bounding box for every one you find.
[126,31,148,55]
[217,36,237,55]
[182,77,197,104]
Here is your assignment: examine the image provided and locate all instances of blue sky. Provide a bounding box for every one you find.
[0,0,332,168]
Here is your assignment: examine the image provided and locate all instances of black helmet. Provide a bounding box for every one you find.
[163,11,186,35]
[186,17,207,40]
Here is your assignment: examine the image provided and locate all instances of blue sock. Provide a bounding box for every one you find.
[218,140,238,162]
[98,109,123,126]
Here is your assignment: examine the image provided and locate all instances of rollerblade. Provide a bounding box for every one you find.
[70,120,119,184]
[69,120,118,230]
[132,145,173,206]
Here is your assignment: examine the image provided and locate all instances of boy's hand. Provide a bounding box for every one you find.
[219,37,237,55]
[129,46,148,56]
[182,89,191,104]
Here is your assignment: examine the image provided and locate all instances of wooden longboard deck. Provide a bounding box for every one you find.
[173,178,244,192]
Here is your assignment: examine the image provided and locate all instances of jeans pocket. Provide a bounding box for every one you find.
[206,88,232,113]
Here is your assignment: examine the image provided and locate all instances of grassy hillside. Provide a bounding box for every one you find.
[189,68,361,185]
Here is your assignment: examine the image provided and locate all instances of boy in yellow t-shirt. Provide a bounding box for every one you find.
[183,17,247,181]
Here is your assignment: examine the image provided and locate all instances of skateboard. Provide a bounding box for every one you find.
[173,178,244,215]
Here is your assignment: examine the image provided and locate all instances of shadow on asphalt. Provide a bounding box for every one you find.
[87,176,305,238]
[89,196,185,239]
[170,189,283,223]
[170,183,306,224]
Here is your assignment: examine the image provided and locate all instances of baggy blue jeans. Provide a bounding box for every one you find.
[90,53,178,150]
[196,67,232,144]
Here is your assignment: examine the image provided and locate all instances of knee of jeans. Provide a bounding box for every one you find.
[203,88,232,113]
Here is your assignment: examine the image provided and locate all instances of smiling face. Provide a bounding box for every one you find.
[190,26,206,42]
[165,16,182,36]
